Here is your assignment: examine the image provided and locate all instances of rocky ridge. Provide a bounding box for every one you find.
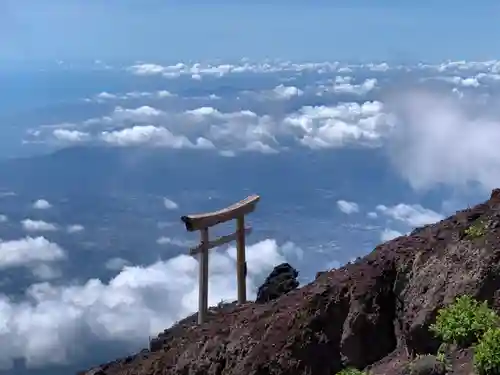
[81,189,500,375]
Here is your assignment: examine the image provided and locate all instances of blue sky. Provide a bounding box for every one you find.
[2,0,500,63]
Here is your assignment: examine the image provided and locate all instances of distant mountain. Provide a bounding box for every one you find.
[0,145,411,203]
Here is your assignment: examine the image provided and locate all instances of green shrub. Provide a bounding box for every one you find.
[430,295,498,347]
[474,328,500,375]
[336,368,366,375]
[465,221,486,239]
[436,343,448,363]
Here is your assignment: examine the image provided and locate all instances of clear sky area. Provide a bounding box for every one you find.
[1,0,499,63]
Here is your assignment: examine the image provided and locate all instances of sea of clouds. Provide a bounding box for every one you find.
[1,58,500,370]
[25,59,500,191]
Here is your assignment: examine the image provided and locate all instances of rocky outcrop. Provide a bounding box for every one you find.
[402,355,447,375]
[256,262,299,303]
[81,189,500,375]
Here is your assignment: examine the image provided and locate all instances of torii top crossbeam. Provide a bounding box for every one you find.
[181,194,260,232]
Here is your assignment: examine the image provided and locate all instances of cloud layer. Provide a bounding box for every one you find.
[0,237,65,270]
[21,219,58,232]
[0,238,296,369]
[21,58,500,193]
[386,89,500,191]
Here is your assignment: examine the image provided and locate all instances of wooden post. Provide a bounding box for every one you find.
[236,216,247,304]
[198,228,209,325]
[180,194,260,324]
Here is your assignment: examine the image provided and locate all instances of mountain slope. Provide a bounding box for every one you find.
[81,189,500,375]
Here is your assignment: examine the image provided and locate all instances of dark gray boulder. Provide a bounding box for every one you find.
[256,262,299,303]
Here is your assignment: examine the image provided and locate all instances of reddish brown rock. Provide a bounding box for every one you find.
[490,188,500,201]
[80,189,500,375]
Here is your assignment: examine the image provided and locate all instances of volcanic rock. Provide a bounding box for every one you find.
[80,189,500,375]
[402,354,447,375]
[255,262,299,303]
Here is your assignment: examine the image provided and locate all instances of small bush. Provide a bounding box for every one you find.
[474,328,500,375]
[435,343,449,363]
[465,221,486,239]
[430,295,498,347]
[336,368,366,375]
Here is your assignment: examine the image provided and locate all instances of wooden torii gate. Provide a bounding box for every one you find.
[181,194,260,324]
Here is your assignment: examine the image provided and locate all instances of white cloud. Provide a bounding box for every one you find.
[0,238,294,369]
[32,199,52,210]
[122,59,500,83]
[21,219,58,232]
[376,203,444,227]
[67,224,84,233]
[156,236,194,248]
[128,63,169,76]
[33,59,500,158]
[380,229,403,242]
[96,91,117,99]
[105,257,131,271]
[185,107,279,152]
[127,105,161,116]
[336,200,360,214]
[367,212,378,219]
[0,215,7,223]
[100,125,214,149]
[271,85,304,99]
[60,105,166,130]
[112,105,164,121]
[368,62,390,72]
[163,198,178,210]
[40,95,397,154]
[284,101,396,149]
[386,89,500,191]
[128,62,250,78]
[126,61,348,79]
[335,76,352,84]
[92,90,174,102]
[0,237,65,270]
[157,90,174,98]
[244,140,278,154]
[52,129,90,143]
[325,77,378,95]
[338,67,353,73]
[279,241,304,261]
[43,99,391,152]
[429,76,480,88]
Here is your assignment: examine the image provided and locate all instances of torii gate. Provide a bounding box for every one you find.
[181,194,260,324]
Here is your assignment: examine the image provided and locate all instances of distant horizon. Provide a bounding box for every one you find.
[2,57,500,73]
[1,56,494,65]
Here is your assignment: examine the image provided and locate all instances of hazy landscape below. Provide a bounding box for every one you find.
[1,43,499,375]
